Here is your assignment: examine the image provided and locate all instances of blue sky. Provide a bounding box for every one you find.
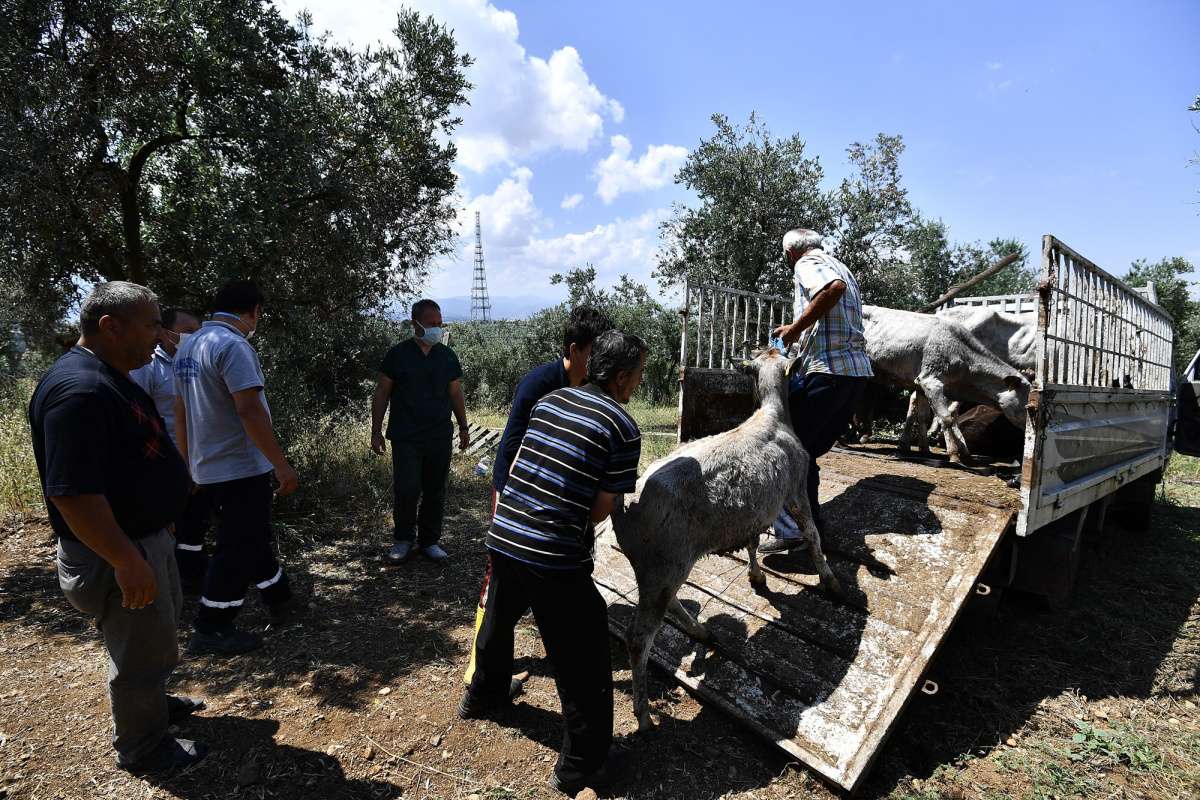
[277,0,1200,309]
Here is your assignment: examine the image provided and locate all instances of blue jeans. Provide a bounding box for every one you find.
[785,373,868,535]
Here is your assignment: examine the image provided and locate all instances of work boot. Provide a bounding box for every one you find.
[386,541,414,565]
[457,676,527,720]
[166,695,206,724]
[421,543,449,563]
[117,736,208,775]
[188,626,263,657]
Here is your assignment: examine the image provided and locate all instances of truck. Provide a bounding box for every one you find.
[592,234,1176,793]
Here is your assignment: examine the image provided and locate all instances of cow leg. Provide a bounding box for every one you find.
[903,391,932,454]
[626,579,676,732]
[786,498,843,597]
[666,596,711,642]
[917,378,971,464]
[746,532,767,591]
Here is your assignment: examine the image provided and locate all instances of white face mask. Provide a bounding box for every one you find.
[415,325,443,346]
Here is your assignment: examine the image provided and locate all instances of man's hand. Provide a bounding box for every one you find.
[371,431,387,456]
[274,461,300,496]
[772,322,801,347]
[113,555,158,609]
[458,427,470,451]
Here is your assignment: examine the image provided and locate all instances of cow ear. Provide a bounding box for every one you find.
[1003,375,1024,391]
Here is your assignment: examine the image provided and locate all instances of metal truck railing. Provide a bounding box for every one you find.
[1016,235,1175,536]
[944,293,1039,316]
[678,282,792,370]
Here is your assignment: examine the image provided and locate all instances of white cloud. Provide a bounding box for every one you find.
[460,166,543,251]
[430,167,668,298]
[278,0,622,172]
[592,135,688,204]
[560,193,583,210]
[986,61,1003,71]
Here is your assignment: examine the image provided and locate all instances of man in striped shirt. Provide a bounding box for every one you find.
[460,330,646,796]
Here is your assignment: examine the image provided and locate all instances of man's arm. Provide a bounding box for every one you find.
[773,279,847,347]
[232,388,298,496]
[51,495,157,609]
[449,378,469,451]
[173,395,189,466]
[590,490,618,523]
[370,373,393,455]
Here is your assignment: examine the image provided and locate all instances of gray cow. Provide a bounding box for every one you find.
[862,305,1030,464]
[607,347,842,732]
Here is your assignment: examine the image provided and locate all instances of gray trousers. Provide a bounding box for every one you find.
[57,529,181,763]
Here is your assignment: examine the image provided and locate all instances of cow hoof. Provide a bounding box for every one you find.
[636,710,655,733]
[822,574,845,598]
[858,435,871,444]
[748,571,768,592]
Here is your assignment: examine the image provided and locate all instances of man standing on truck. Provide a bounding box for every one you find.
[762,228,873,554]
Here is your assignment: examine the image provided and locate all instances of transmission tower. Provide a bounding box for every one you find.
[471,211,493,322]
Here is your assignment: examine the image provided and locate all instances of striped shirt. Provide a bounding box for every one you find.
[793,250,873,378]
[487,384,641,570]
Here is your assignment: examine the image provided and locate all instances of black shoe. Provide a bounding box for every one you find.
[188,626,263,656]
[457,676,526,720]
[550,768,603,797]
[117,736,208,775]
[267,595,307,625]
[166,695,207,724]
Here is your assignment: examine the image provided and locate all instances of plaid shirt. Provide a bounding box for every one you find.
[792,250,873,377]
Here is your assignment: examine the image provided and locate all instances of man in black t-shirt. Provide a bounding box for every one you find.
[370,299,469,564]
[28,282,207,775]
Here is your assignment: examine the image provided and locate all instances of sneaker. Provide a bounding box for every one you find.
[457,676,526,720]
[421,543,449,563]
[166,695,206,724]
[117,736,208,775]
[386,541,414,565]
[187,626,263,656]
[758,536,804,555]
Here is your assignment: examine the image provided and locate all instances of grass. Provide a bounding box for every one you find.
[0,377,39,518]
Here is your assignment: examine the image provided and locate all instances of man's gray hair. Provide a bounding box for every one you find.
[782,228,824,257]
[79,281,158,335]
[588,330,648,386]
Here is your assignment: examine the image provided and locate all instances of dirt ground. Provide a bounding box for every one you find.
[1,458,1198,800]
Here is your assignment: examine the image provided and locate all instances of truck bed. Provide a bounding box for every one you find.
[594,448,1019,793]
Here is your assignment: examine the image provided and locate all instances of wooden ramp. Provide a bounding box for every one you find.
[594,450,1019,793]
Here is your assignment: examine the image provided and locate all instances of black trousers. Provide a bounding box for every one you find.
[391,436,452,546]
[194,472,291,632]
[465,552,613,785]
[174,487,212,590]
[788,373,868,531]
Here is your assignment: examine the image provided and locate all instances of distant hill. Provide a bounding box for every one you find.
[391,295,559,322]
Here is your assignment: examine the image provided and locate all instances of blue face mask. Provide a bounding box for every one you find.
[415,324,443,346]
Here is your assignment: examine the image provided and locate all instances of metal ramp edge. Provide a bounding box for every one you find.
[594,460,1016,793]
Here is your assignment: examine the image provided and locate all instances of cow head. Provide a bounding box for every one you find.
[997,374,1031,428]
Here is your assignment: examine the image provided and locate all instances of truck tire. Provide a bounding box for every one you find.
[1110,470,1161,533]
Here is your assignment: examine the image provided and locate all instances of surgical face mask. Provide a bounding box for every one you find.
[415,324,443,346]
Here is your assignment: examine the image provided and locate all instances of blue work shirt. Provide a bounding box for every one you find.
[492,359,569,492]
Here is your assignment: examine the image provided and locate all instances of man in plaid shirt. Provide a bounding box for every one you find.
[761,228,873,553]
